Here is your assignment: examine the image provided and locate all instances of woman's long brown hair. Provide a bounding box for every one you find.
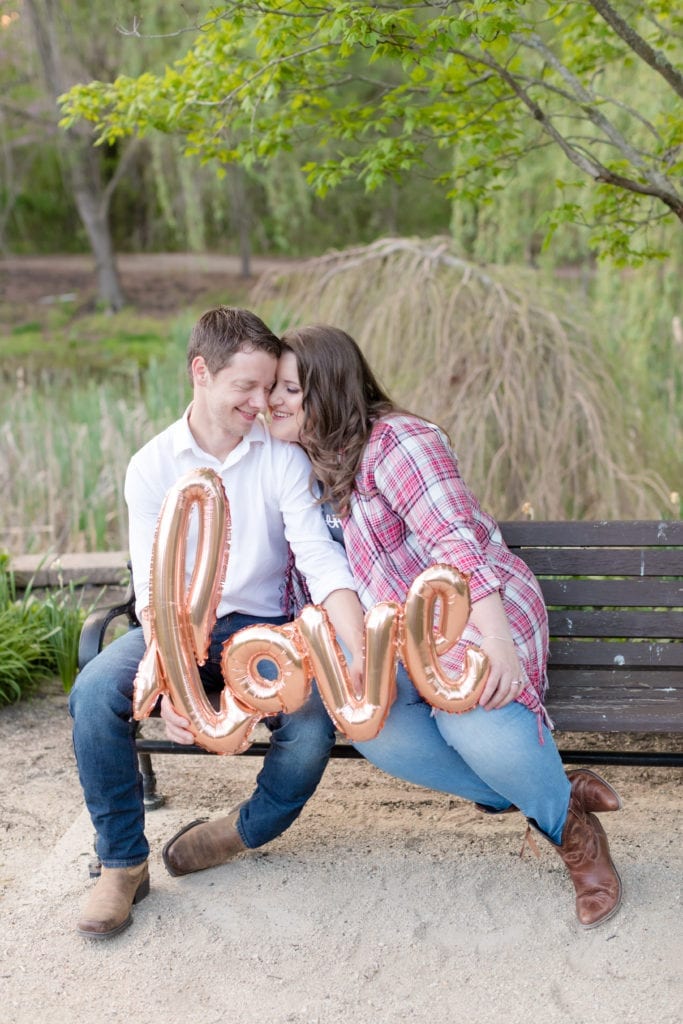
[280,325,397,515]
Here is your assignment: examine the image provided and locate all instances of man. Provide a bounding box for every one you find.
[69,306,365,940]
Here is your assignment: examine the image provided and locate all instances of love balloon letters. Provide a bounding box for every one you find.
[133,468,490,754]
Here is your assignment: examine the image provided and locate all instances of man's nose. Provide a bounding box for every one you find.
[248,388,271,411]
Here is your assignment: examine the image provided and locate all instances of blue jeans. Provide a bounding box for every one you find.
[69,615,337,867]
[353,664,570,844]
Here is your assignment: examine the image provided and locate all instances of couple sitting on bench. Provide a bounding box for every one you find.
[69,307,622,940]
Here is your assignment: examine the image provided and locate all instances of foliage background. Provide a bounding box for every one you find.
[0,0,681,560]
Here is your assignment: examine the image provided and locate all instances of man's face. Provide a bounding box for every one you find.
[193,348,278,441]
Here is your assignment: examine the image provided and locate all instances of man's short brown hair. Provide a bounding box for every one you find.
[186,306,281,379]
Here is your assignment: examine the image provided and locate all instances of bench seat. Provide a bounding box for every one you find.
[78,520,683,794]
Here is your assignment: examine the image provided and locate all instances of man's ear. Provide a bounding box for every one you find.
[191,355,209,385]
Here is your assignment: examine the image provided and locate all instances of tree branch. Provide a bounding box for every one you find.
[0,100,56,127]
[588,0,683,100]
[194,42,336,109]
[468,46,683,221]
[514,31,679,196]
[101,138,142,211]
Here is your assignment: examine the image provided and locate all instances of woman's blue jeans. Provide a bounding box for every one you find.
[69,615,337,868]
[353,664,571,844]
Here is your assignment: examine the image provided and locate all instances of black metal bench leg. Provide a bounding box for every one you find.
[138,750,165,810]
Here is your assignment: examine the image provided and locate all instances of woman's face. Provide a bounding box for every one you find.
[269,351,305,443]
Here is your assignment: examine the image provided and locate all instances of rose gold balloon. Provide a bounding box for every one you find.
[222,622,312,715]
[133,467,261,755]
[401,563,489,713]
[133,640,165,720]
[297,602,400,742]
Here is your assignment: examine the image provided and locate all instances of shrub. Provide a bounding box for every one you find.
[0,564,95,705]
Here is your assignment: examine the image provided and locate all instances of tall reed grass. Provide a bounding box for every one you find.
[0,319,192,555]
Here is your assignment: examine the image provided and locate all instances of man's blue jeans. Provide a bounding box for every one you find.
[353,664,571,844]
[69,614,337,868]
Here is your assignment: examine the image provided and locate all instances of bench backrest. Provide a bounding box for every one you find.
[500,520,683,733]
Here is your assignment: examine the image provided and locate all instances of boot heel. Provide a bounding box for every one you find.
[133,874,150,904]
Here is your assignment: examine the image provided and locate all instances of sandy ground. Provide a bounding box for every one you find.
[0,681,681,1024]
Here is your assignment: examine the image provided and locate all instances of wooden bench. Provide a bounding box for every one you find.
[78,520,683,807]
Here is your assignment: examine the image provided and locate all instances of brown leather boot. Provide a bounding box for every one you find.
[475,767,622,816]
[551,793,622,928]
[162,807,247,877]
[77,861,149,939]
[567,768,622,812]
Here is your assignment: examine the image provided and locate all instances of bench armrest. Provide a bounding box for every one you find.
[78,579,139,670]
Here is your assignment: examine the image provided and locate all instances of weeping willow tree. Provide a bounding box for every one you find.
[253,237,673,521]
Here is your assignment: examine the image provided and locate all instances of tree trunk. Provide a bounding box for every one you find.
[71,164,126,311]
[24,0,127,311]
[229,164,252,278]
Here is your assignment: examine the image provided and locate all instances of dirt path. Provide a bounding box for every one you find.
[0,682,681,1024]
[0,252,295,314]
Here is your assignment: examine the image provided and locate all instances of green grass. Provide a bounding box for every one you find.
[2,306,180,378]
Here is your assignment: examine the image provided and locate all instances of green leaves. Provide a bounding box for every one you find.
[0,570,85,705]
[58,1,683,264]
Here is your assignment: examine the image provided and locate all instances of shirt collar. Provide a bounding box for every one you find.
[171,405,267,463]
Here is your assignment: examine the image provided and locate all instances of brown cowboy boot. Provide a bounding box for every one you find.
[549,792,622,928]
[162,806,247,877]
[475,768,622,816]
[77,861,150,939]
[566,768,622,812]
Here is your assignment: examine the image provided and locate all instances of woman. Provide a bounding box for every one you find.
[269,323,623,930]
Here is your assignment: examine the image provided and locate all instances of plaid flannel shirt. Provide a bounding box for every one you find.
[342,415,550,721]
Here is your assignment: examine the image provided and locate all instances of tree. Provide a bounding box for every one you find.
[59,1,683,264]
[20,0,135,310]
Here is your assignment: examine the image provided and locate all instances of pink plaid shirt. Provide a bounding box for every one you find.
[342,415,549,720]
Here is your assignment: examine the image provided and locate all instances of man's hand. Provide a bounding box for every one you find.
[139,606,152,646]
[347,653,365,701]
[159,694,196,745]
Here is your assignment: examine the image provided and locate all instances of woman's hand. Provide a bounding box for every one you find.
[159,694,196,744]
[467,592,526,711]
[477,636,526,711]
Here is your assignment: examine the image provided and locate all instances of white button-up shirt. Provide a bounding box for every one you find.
[124,410,356,619]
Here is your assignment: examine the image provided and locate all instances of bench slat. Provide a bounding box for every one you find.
[548,639,683,668]
[501,520,683,546]
[540,578,683,607]
[547,609,683,638]
[547,700,681,733]
[546,668,683,692]
[515,548,683,576]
